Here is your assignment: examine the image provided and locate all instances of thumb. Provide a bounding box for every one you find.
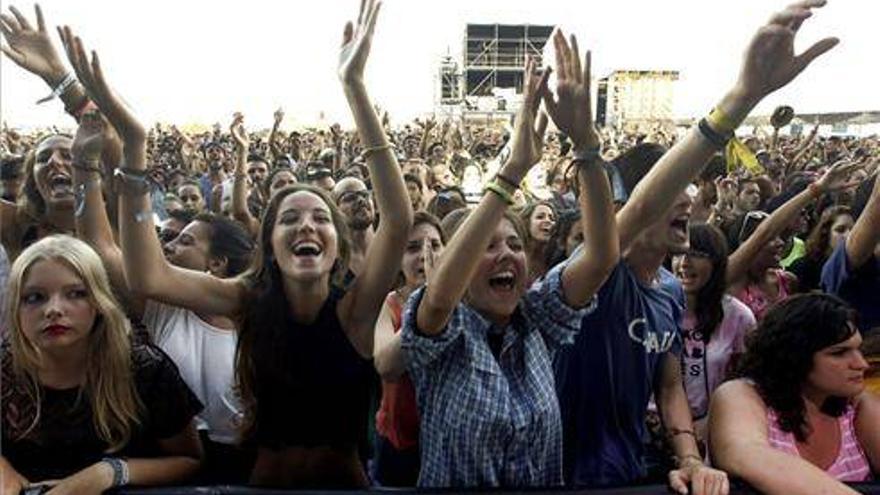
[795,37,839,72]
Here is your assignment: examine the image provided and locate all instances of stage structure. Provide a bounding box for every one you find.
[595,70,679,132]
[434,23,553,125]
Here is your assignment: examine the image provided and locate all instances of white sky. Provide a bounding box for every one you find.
[1,0,877,130]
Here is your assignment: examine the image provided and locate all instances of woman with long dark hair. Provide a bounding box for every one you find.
[710,293,880,494]
[789,205,854,293]
[671,223,755,442]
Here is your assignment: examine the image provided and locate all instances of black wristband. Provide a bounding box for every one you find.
[697,118,732,149]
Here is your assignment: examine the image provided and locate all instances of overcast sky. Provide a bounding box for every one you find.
[1,0,877,130]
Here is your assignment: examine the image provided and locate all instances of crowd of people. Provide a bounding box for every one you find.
[1,1,879,494]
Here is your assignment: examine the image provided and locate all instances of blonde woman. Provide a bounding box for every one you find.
[0,236,203,494]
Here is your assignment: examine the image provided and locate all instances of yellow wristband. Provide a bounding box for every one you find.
[707,107,738,135]
[484,181,514,205]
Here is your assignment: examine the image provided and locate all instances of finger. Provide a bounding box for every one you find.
[794,37,839,73]
[536,111,549,142]
[668,472,690,495]
[357,0,367,27]
[542,86,560,123]
[365,0,381,39]
[8,6,32,31]
[0,13,21,34]
[569,34,582,84]
[0,16,15,38]
[35,4,46,32]
[583,49,592,96]
[534,66,551,115]
[768,7,810,28]
[720,476,730,495]
[342,21,353,47]
[553,29,568,81]
[0,44,24,64]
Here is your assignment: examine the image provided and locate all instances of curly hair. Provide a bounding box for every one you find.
[736,293,857,441]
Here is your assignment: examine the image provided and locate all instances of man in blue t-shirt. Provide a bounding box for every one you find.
[822,174,880,332]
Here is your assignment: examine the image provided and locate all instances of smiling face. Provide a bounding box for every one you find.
[270,190,339,283]
[529,204,556,243]
[805,331,869,400]
[18,258,97,354]
[402,222,444,288]
[673,251,713,294]
[466,218,527,325]
[32,135,75,209]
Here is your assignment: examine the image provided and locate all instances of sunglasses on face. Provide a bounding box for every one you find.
[338,190,371,203]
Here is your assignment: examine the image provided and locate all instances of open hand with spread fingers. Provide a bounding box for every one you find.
[338,0,382,86]
[0,4,67,85]
[543,29,600,153]
[735,0,838,104]
[58,25,145,146]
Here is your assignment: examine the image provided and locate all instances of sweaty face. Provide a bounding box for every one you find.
[33,136,75,208]
[805,331,869,400]
[18,258,97,354]
[270,191,340,283]
[529,204,556,243]
[672,251,713,294]
[177,184,205,213]
[466,218,527,325]
[163,220,214,272]
[828,214,855,253]
[402,223,443,288]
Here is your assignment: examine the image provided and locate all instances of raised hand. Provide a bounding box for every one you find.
[230,112,248,150]
[735,0,838,102]
[0,4,66,84]
[338,0,381,85]
[58,26,145,146]
[273,107,284,126]
[506,56,551,175]
[72,109,107,162]
[543,30,599,152]
[815,159,865,192]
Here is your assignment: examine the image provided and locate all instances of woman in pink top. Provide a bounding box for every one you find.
[710,293,880,495]
[725,161,860,321]
[672,224,756,445]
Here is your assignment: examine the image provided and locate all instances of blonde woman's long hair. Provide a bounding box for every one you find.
[4,235,142,452]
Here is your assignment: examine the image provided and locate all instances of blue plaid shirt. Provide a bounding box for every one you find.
[401,261,595,487]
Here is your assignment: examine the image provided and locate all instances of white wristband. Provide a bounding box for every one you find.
[37,73,77,105]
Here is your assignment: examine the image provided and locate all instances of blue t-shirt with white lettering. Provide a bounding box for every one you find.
[821,242,880,332]
[555,260,683,487]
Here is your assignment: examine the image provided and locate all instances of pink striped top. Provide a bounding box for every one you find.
[766,404,872,482]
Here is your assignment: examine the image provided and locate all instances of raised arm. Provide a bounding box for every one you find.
[335,0,413,356]
[727,160,861,286]
[68,109,147,316]
[710,380,859,495]
[616,0,838,252]
[61,28,244,318]
[542,34,618,306]
[268,108,285,161]
[417,58,549,335]
[229,114,260,236]
[845,172,880,269]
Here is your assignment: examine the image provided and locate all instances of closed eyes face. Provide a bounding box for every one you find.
[163,220,213,271]
[18,258,98,353]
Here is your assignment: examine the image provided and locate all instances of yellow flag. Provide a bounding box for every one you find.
[725,138,765,175]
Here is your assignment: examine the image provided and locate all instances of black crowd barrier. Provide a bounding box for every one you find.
[112,482,880,495]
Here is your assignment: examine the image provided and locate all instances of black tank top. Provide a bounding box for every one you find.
[252,286,375,449]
